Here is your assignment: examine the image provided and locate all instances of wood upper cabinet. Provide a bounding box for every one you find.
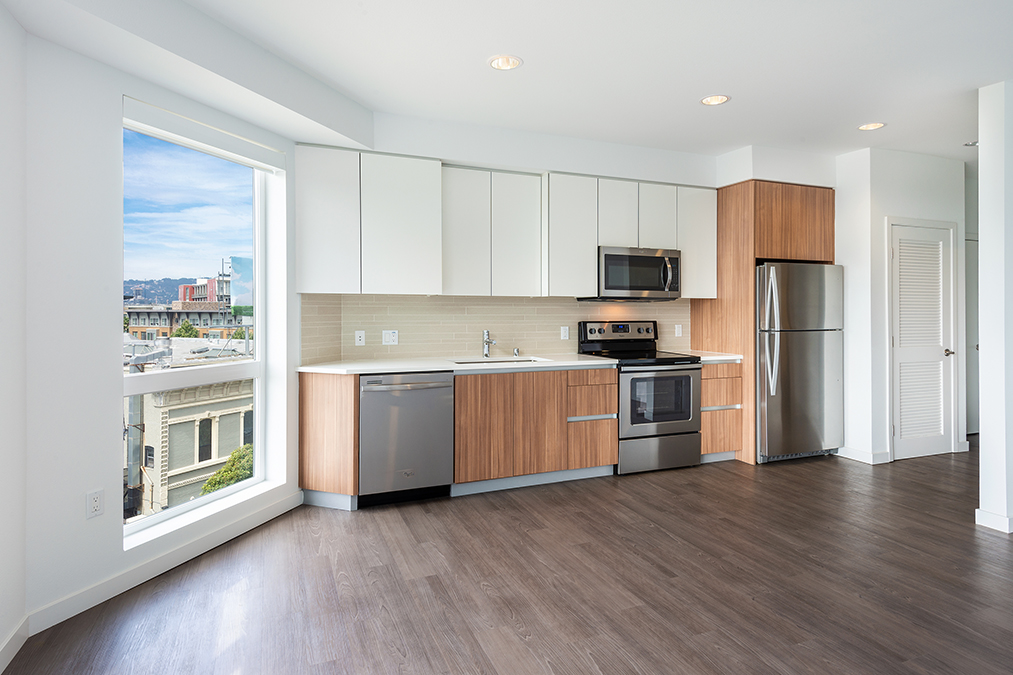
[295,146,361,294]
[360,153,443,295]
[754,181,834,262]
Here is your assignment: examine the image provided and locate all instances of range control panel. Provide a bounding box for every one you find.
[579,320,658,341]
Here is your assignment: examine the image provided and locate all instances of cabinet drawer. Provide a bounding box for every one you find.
[567,418,618,469]
[568,368,617,386]
[701,377,741,408]
[701,409,742,455]
[567,384,618,418]
[701,363,741,379]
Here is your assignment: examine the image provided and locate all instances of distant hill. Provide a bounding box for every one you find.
[124,278,196,306]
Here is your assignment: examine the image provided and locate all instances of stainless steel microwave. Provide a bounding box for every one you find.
[583,246,681,300]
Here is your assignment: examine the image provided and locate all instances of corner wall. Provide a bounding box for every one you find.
[23,36,301,635]
[0,5,29,670]
[835,148,966,464]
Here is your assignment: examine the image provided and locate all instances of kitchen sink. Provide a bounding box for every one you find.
[450,357,549,364]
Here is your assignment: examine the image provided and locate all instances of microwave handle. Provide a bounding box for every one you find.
[664,257,673,292]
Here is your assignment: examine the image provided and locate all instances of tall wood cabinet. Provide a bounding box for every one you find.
[691,180,834,464]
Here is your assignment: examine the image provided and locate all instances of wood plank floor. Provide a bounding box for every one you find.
[8,441,1013,674]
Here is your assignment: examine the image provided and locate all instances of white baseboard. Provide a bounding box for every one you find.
[836,446,892,465]
[956,440,970,453]
[27,489,302,636]
[0,616,28,673]
[975,509,1013,534]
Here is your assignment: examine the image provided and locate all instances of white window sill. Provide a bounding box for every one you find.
[123,477,281,551]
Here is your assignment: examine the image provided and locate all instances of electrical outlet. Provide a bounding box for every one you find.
[674,324,683,337]
[354,330,365,346]
[382,329,399,345]
[86,489,104,519]
[560,326,569,340]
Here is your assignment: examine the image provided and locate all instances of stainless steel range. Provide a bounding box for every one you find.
[578,321,702,474]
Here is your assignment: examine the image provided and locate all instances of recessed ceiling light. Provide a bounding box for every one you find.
[858,122,886,131]
[701,95,730,106]
[964,141,978,147]
[489,55,522,71]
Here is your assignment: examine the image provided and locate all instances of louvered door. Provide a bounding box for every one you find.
[891,225,954,460]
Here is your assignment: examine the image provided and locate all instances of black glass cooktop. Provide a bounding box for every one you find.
[592,350,701,367]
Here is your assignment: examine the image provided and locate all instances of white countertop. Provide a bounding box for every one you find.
[682,350,743,363]
[298,353,617,375]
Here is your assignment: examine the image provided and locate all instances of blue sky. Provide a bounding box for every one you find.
[123,129,253,280]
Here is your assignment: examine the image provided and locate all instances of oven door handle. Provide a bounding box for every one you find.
[621,365,701,373]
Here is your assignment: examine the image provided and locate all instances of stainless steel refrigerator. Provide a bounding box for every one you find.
[756,263,844,463]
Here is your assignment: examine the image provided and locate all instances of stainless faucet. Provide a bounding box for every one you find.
[483,330,496,358]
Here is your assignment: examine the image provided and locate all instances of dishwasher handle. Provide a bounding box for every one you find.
[361,381,453,393]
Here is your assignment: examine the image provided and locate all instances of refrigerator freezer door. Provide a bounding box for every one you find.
[757,263,843,331]
[757,329,844,460]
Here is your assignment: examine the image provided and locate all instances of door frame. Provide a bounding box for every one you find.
[887,216,967,460]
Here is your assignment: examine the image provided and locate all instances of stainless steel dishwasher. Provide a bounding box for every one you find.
[358,371,454,496]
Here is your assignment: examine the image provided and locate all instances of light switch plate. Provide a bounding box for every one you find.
[560,326,569,340]
[382,329,399,345]
[354,330,365,346]
[674,324,683,337]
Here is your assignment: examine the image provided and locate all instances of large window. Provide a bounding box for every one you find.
[122,122,264,528]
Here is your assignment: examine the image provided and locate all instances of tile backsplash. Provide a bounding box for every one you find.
[301,294,691,364]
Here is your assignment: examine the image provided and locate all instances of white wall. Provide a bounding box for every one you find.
[966,164,979,433]
[836,148,966,464]
[716,145,836,188]
[373,112,716,187]
[835,149,877,463]
[22,37,301,634]
[0,5,29,670]
[976,81,1013,533]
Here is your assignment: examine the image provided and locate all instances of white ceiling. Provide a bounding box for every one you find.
[177,0,1013,164]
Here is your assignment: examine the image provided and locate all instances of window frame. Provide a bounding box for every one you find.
[122,116,271,537]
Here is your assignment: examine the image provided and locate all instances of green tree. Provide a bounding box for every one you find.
[171,319,199,338]
[231,327,246,340]
[124,314,129,332]
[232,305,253,317]
[200,444,253,495]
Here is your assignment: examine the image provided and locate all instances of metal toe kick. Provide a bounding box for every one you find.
[618,433,702,475]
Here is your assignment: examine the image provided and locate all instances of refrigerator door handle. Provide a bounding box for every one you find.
[765,330,780,397]
[770,266,781,332]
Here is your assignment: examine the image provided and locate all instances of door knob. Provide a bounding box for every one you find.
[944,349,955,356]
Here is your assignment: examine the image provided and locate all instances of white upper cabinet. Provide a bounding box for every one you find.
[677,186,717,298]
[597,179,639,248]
[548,173,598,298]
[638,182,678,250]
[442,167,491,296]
[295,145,361,293]
[492,172,542,297]
[360,153,443,295]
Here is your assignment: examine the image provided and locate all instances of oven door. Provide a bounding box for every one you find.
[619,365,701,439]
[598,246,680,300]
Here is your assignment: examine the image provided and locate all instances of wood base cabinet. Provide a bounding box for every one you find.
[299,373,358,495]
[455,368,618,483]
